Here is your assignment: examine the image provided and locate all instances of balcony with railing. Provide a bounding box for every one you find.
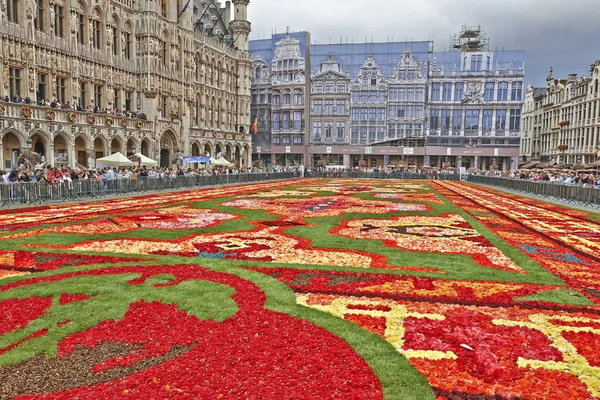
[0,101,153,133]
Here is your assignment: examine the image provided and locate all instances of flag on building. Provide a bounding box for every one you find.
[178,0,191,18]
[162,0,168,8]
[252,117,258,135]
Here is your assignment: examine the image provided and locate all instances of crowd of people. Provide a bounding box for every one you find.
[1,96,147,120]
[465,168,600,187]
[0,164,299,185]
[0,163,598,188]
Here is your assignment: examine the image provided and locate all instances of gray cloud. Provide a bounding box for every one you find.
[247,0,600,87]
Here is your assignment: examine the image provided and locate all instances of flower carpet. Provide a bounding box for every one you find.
[0,178,599,399]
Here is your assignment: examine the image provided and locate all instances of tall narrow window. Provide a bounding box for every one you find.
[9,68,22,98]
[293,89,302,105]
[470,55,482,71]
[509,108,521,130]
[124,31,131,59]
[161,95,168,117]
[34,0,45,31]
[56,77,66,103]
[441,109,451,130]
[125,91,132,111]
[113,89,120,109]
[293,111,302,131]
[336,121,345,138]
[94,84,102,108]
[452,110,462,130]
[325,100,333,115]
[80,82,87,108]
[283,90,290,105]
[37,73,47,101]
[92,19,101,49]
[484,82,495,102]
[430,109,439,129]
[495,109,507,130]
[415,87,424,101]
[7,0,19,24]
[431,83,440,102]
[511,82,523,102]
[161,40,167,66]
[77,13,85,45]
[454,83,464,102]
[442,83,452,102]
[336,100,345,115]
[465,110,480,130]
[111,26,118,55]
[282,112,290,130]
[314,100,322,114]
[483,109,493,130]
[325,121,333,138]
[497,82,508,101]
[313,121,321,137]
[54,5,64,37]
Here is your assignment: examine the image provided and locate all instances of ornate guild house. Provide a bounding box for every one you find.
[250,26,526,170]
[0,0,253,170]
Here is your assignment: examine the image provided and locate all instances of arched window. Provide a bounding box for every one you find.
[595,79,599,94]
[362,76,368,87]
[195,55,200,82]
[216,61,221,88]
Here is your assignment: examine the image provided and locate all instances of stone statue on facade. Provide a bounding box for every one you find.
[26,0,37,19]
[3,66,9,88]
[49,5,55,28]
[106,25,114,47]
[71,12,77,33]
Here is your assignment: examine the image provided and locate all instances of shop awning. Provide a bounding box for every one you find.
[585,160,600,167]
[521,161,540,169]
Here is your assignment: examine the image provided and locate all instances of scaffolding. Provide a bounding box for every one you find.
[450,25,489,52]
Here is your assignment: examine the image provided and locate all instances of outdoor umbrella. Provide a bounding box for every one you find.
[131,153,158,167]
[96,152,136,167]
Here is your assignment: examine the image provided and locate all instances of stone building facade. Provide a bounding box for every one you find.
[520,63,600,167]
[310,53,350,167]
[250,27,525,170]
[268,36,308,166]
[426,27,524,170]
[249,56,271,167]
[0,0,253,170]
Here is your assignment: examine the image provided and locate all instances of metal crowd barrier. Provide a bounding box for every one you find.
[0,172,297,207]
[465,175,600,208]
[306,171,461,180]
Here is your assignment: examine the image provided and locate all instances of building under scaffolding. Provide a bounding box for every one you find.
[249,27,525,170]
[450,25,490,53]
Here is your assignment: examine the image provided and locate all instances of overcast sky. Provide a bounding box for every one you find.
[247,0,600,87]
